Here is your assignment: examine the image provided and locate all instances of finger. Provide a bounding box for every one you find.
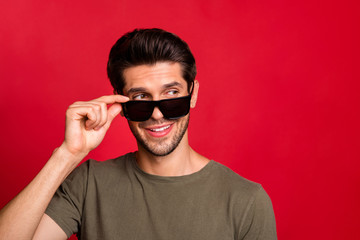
[93,101,108,130]
[68,95,128,130]
[85,103,104,130]
[70,96,129,113]
[67,104,96,121]
[67,106,97,130]
[70,103,101,130]
[104,103,122,128]
[84,107,99,130]
[94,95,129,105]
[91,96,128,130]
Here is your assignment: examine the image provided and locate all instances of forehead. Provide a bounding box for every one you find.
[122,62,186,93]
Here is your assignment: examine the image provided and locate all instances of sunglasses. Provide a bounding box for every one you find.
[121,82,194,122]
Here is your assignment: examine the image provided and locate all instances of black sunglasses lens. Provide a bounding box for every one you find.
[123,101,154,121]
[159,96,191,119]
[123,95,191,121]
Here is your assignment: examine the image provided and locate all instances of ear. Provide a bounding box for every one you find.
[190,80,199,108]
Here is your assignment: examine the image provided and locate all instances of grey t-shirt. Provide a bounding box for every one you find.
[46,153,277,240]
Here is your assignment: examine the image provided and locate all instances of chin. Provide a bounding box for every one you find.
[129,115,190,157]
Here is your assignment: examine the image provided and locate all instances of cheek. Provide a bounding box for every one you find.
[128,121,140,132]
[176,115,190,129]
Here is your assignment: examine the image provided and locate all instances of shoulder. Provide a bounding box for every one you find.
[209,161,262,197]
[209,161,277,239]
[209,161,274,216]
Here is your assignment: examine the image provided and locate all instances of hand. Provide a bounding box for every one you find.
[61,95,129,157]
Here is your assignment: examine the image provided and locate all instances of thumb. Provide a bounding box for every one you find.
[107,103,122,125]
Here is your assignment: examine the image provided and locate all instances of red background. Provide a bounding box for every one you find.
[1,0,359,239]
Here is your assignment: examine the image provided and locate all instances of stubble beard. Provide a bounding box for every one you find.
[129,115,190,157]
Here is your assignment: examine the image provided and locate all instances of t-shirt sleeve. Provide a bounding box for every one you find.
[45,160,90,238]
[238,186,277,240]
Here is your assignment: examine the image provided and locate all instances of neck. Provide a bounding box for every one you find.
[135,135,209,177]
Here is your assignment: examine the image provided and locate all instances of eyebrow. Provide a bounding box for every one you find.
[126,87,147,95]
[163,81,184,89]
[126,81,184,95]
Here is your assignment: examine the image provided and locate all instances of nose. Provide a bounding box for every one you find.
[150,106,164,120]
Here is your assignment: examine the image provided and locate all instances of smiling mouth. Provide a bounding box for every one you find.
[144,123,174,138]
[149,125,171,132]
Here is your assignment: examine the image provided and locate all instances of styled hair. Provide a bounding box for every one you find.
[107,28,196,94]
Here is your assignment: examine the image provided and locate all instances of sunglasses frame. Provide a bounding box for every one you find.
[121,81,194,122]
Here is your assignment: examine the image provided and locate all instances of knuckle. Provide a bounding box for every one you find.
[95,104,102,111]
[100,102,107,109]
[66,108,74,116]
[88,107,96,116]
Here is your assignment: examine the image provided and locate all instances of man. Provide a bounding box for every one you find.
[0,28,277,239]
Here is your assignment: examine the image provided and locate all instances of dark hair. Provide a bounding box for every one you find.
[107,28,196,94]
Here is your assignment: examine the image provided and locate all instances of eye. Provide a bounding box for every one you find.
[133,93,147,100]
[167,89,179,96]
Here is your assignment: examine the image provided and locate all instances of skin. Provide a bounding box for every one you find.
[0,61,208,239]
[0,95,129,239]
[123,62,208,176]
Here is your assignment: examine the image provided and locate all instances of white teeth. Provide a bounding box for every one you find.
[150,125,170,132]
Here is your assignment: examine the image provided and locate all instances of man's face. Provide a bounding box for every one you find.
[122,62,196,156]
